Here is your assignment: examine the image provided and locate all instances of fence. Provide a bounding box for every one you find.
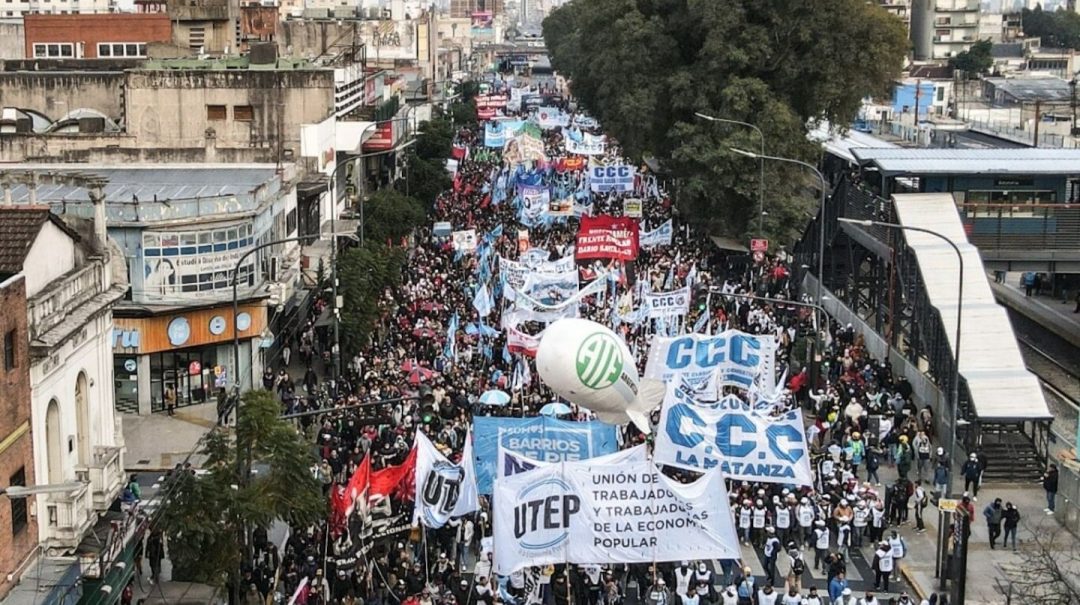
[1054,462,1080,537]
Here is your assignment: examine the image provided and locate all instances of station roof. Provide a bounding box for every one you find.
[850,147,1080,176]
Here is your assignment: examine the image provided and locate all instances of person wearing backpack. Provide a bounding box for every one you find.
[786,546,806,594]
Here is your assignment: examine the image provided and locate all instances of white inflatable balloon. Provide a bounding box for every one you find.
[535,318,654,433]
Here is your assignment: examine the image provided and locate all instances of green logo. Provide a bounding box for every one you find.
[575,333,624,389]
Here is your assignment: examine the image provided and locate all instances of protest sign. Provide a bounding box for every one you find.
[645,286,690,318]
[643,329,773,388]
[473,416,618,494]
[415,431,479,528]
[589,165,635,193]
[653,384,814,486]
[623,198,643,218]
[575,215,640,261]
[640,220,673,248]
[493,458,740,574]
[452,229,477,252]
[566,133,605,156]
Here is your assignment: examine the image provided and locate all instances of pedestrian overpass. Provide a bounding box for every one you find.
[796,177,1054,480]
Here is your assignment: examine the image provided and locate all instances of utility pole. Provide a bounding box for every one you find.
[1034,99,1042,147]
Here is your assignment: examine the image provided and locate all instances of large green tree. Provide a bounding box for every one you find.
[544,0,907,244]
[362,188,429,244]
[1023,6,1080,49]
[161,390,324,585]
[397,151,452,208]
[337,243,408,354]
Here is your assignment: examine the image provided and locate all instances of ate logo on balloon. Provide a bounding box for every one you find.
[575,332,624,389]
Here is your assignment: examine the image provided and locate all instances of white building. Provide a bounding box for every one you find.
[0,201,126,554]
[0,0,116,21]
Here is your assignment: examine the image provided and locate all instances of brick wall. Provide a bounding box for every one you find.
[0,275,37,599]
[23,13,172,59]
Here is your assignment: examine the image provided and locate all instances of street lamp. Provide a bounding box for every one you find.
[730,148,828,307]
[708,288,831,387]
[0,482,87,498]
[838,217,965,494]
[695,113,766,233]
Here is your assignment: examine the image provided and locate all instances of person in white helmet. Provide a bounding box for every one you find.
[752,499,769,547]
[796,498,815,549]
[719,585,738,605]
[738,500,753,545]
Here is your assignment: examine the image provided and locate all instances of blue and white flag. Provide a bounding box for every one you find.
[473,283,494,317]
[445,312,460,362]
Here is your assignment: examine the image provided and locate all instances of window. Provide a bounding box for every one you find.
[33,43,75,58]
[10,468,27,535]
[233,105,254,121]
[206,105,226,120]
[96,42,147,58]
[3,329,14,371]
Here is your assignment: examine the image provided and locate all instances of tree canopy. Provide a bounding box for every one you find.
[544,0,907,243]
[161,390,324,586]
[1022,6,1080,50]
[361,188,429,244]
[949,39,994,77]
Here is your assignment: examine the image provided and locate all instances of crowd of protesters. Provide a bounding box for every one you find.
[234,77,975,605]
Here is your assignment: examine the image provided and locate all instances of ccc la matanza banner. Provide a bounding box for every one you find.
[493,458,741,574]
[653,383,815,486]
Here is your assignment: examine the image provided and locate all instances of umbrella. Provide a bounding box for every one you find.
[401,359,419,373]
[479,390,511,406]
[406,367,434,385]
[539,402,572,416]
[413,328,438,339]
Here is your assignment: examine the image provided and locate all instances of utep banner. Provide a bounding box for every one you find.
[590,165,636,193]
[653,385,814,486]
[575,215,640,261]
[415,430,479,528]
[493,458,741,574]
[496,445,649,483]
[643,329,772,388]
[640,220,674,248]
[473,416,618,494]
[645,286,690,318]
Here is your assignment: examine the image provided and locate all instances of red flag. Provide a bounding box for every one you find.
[342,454,371,518]
[371,446,417,501]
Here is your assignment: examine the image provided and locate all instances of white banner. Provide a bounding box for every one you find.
[506,326,542,357]
[452,229,478,252]
[653,384,814,486]
[537,107,570,130]
[640,220,673,248]
[415,430,480,528]
[497,445,649,482]
[510,270,580,306]
[566,133,605,156]
[493,458,740,574]
[645,286,690,318]
[500,255,576,290]
[623,198,642,218]
[643,329,773,389]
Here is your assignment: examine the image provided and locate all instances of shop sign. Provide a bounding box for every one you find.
[112,329,141,351]
[189,360,202,376]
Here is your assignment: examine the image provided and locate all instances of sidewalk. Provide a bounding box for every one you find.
[122,402,219,471]
[991,273,1080,349]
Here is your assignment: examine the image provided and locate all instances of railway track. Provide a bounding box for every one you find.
[1017,335,1080,440]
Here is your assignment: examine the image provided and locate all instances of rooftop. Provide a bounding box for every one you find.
[984,76,1074,103]
[1,165,285,223]
[850,147,1080,176]
[0,206,79,276]
[139,56,315,71]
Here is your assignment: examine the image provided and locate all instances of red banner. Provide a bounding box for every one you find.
[575,215,640,261]
[477,107,497,121]
[506,326,540,357]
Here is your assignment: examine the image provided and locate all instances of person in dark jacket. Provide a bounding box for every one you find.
[1002,502,1021,551]
[982,498,1003,549]
[1043,464,1059,514]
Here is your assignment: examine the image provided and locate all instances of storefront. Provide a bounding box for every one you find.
[111,303,268,415]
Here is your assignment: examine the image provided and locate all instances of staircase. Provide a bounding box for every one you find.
[973,423,1045,482]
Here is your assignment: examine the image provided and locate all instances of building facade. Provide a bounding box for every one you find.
[0,0,114,21]
[0,203,126,556]
[2,166,302,415]
[0,274,37,600]
[22,13,172,59]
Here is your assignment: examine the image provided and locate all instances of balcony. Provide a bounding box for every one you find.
[80,445,124,512]
[42,481,93,557]
[27,261,106,344]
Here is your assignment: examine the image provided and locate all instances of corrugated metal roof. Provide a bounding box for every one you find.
[851,147,1080,175]
[891,192,1052,421]
[3,167,279,203]
[809,124,898,163]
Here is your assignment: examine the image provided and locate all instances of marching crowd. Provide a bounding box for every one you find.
[246,81,990,605]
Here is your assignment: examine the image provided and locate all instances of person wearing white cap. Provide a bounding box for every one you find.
[857,590,880,605]
[812,519,830,572]
[872,541,893,592]
[694,562,713,603]
[833,587,856,605]
[644,576,671,605]
[796,498,815,549]
[719,585,738,605]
